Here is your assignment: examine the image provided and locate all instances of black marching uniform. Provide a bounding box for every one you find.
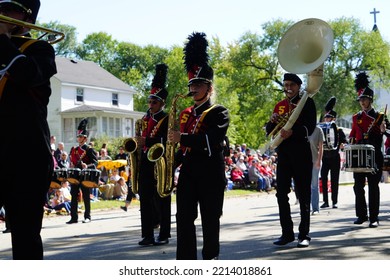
[349,108,384,225]
[176,99,230,259]
[68,143,98,222]
[138,110,171,243]
[266,92,316,243]
[320,127,346,207]
[0,1,56,259]
[349,72,384,227]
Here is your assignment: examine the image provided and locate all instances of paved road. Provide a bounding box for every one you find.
[1,183,390,260]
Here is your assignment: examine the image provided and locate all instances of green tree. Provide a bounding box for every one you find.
[34,21,78,57]
[75,32,117,68]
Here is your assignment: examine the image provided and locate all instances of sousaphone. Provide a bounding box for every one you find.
[270,18,334,149]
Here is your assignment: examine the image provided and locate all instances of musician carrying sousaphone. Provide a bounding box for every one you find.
[349,72,386,228]
[319,96,347,209]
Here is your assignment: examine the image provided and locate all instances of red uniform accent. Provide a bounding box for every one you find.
[273,98,297,116]
[349,111,376,143]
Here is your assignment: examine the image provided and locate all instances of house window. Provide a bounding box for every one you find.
[63,118,74,143]
[76,88,84,103]
[103,117,122,137]
[112,93,119,106]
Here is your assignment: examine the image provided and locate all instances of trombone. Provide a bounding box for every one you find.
[0,14,65,44]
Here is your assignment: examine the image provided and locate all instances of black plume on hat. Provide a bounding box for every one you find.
[324,96,337,118]
[183,32,213,85]
[149,63,168,102]
[77,118,88,137]
[354,72,373,100]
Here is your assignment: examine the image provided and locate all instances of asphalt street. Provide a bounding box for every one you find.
[1,182,390,260]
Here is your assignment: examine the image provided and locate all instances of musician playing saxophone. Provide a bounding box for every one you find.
[169,32,229,260]
[349,72,385,228]
[136,64,171,246]
[265,73,316,248]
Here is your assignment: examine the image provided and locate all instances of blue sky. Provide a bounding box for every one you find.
[38,0,389,47]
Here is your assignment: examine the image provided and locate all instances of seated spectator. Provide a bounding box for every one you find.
[248,159,266,191]
[114,177,128,200]
[47,182,71,214]
[258,161,273,191]
[230,165,245,188]
[99,169,120,200]
[225,164,233,190]
[58,152,70,169]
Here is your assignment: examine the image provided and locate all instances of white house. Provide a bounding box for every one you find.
[48,57,144,149]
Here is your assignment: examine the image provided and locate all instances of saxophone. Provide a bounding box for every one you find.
[147,93,185,198]
[123,118,143,194]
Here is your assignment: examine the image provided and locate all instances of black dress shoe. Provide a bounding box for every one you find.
[2,228,11,233]
[320,203,329,208]
[369,221,379,228]
[297,239,310,248]
[273,236,294,246]
[66,220,78,224]
[138,237,155,246]
[154,236,169,246]
[354,217,368,224]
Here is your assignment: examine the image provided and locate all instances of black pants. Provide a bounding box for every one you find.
[176,158,225,260]
[353,172,381,222]
[70,183,91,221]
[276,145,312,241]
[320,154,340,205]
[138,156,171,240]
[0,153,52,259]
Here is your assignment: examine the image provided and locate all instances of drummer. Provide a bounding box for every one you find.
[349,72,386,228]
[66,119,98,224]
[320,97,347,209]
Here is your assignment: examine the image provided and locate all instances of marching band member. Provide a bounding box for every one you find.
[0,0,56,259]
[66,119,98,224]
[320,97,347,209]
[265,73,316,248]
[136,63,171,246]
[349,72,385,228]
[169,32,229,259]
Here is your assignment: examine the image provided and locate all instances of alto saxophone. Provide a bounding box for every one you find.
[123,118,143,194]
[148,93,186,198]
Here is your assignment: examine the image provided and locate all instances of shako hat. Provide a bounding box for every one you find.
[149,63,168,102]
[0,0,40,23]
[77,118,88,137]
[324,96,337,118]
[354,72,374,100]
[183,32,214,86]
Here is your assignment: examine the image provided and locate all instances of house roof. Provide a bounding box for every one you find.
[54,57,136,93]
[61,104,143,116]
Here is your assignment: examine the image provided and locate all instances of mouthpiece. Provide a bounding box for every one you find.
[187,91,196,96]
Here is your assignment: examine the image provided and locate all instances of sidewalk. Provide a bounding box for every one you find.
[0,182,389,260]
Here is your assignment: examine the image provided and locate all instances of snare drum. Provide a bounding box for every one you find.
[50,169,65,189]
[67,168,81,184]
[345,144,375,173]
[318,122,338,150]
[81,169,101,188]
[383,155,390,171]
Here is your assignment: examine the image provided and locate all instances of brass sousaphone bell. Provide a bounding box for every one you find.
[269,18,334,149]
